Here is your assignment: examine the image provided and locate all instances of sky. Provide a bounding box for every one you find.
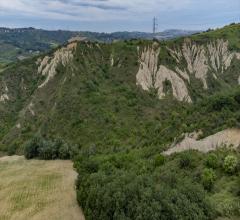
[0,0,239,32]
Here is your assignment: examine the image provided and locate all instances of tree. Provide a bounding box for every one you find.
[24,136,44,159]
[59,143,71,159]
[202,168,216,191]
[205,153,219,169]
[154,154,165,167]
[24,136,71,160]
[223,155,238,174]
[7,143,18,156]
[179,152,193,169]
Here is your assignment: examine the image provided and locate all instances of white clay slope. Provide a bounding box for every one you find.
[137,39,240,101]
[136,43,192,102]
[38,42,77,88]
[163,129,240,155]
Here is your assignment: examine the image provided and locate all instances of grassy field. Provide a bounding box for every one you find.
[0,156,85,220]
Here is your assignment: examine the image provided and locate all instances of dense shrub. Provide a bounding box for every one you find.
[59,143,71,159]
[77,172,214,220]
[75,150,216,220]
[179,152,196,169]
[24,136,44,159]
[210,96,236,111]
[223,155,238,174]
[205,153,219,169]
[201,168,216,191]
[24,136,74,160]
[154,154,165,167]
[7,143,18,156]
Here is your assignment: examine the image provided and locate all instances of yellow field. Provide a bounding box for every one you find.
[0,156,85,220]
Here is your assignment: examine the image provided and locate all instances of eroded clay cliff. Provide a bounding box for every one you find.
[136,43,192,102]
[163,129,240,155]
[137,39,240,101]
[37,42,77,88]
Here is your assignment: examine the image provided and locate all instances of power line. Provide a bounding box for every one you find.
[153,17,158,34]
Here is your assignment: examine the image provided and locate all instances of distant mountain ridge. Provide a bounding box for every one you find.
[0,27,200,64]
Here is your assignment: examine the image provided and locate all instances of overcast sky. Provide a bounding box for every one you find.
[0,0,239,32]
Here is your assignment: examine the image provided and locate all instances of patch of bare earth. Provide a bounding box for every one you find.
[0,156,85,220]
[163,129,240,155]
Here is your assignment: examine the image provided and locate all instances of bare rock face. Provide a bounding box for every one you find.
[137,39,240,100]
[180,39,240,89]
[207,39,240,72]
[163,129,240,155]
[136,43,192,102]
[0,84,9,103]
[38,43,77,88]
[182,39,209,89]
[155,65,192,102]
[0,94,9,102]
[175,67,190,82]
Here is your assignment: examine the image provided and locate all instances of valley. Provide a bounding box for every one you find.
[0,27,198,65]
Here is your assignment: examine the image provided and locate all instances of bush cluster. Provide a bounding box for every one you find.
[75,150,218,220]
[24,136,77,160]
[223,155,238,174]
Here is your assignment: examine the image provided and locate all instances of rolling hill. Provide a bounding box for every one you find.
[0,23,240,219]
[0,27,198,65]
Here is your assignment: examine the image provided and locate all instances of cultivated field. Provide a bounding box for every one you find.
[0,156,85,220]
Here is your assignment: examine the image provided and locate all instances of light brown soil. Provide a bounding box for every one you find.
[163,129,240,155]
[0,156,85,220]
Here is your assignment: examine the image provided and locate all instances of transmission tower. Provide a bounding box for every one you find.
[153,17,158,34]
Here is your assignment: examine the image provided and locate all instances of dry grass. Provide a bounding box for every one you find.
[0,156,85,220]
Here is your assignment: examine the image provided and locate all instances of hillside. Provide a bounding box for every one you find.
[0,27,198,65]
[0,23,240,219]
[0,24,239,147]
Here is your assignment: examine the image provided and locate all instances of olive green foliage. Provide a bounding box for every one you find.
[7,143,18,156]
[154,154,165,167]
[72,85,240,219]
[0,27,196,64]
[179,152,195,169]
[75,146,240,220]
[75,150,216,220]
[1,25,240,151]
[24,136,77,160]
[201,168,216,191]
[192,23,240,50]
[1,24,240,219]
[205,153,219,169]
[223,155,238,174]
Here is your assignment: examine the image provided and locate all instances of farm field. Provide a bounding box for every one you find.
[0,156,85,220]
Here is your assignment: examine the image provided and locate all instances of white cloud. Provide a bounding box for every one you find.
[0,0,192,21]
[0,0,238,31]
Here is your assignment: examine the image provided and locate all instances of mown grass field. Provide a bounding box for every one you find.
[0,156,84,220]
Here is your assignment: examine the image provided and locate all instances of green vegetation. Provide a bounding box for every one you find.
[223,155,238,174]
[73,87,240,219]
[202,168,216,191]
[0,24,240,219]
[24,136,79,160]
[75,148,240,219]
[0,27,197,64]
[205,153,219,169]
[192,23,240,50]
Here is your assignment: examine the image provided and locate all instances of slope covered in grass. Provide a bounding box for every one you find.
[0,156,84,220]
[0,24,240,219]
